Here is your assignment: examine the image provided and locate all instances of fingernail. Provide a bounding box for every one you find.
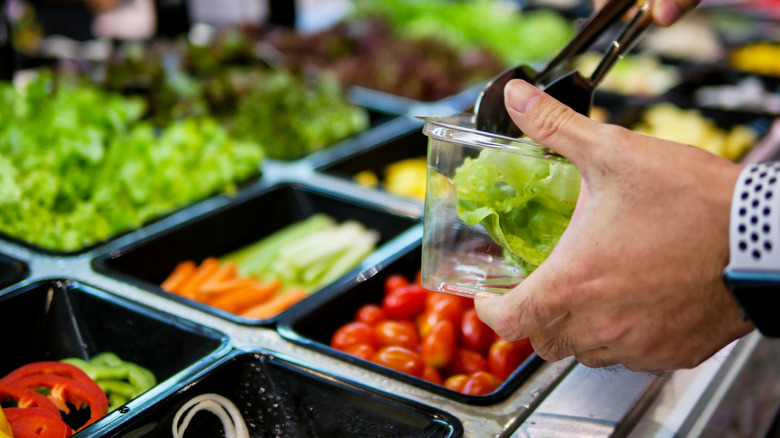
[656,0,680,27]
[505,80,541,114]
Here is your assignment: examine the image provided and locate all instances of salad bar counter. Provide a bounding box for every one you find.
[2,0,780,436]
[2,123,780,436]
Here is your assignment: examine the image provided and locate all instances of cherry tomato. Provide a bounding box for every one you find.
[443,374,469,392]
[488,338,534,381]
[462,371,499,396]
[426,292,472,313]
[421,320,457,368]
[416,309,438,339]
[460,308,494,355]
[374,320,420,351]
[354,304,386,326]
[382,284,429,320]
[331,321,379,351]
[372,346,425,378]
[417,294,466,337]
[384,275,411,296]
[421,365,442,385]
[344,344,376,361]
[447,348,488,376]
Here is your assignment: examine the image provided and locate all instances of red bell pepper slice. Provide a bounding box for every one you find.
[5,408,73,438]
[2,407,62,421]
[0,383,60,414]
[9,375,107,430]
[1,362,96,389]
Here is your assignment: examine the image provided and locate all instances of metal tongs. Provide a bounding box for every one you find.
[475,0,653,137]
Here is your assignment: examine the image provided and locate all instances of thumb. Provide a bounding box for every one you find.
[504,79,600,167]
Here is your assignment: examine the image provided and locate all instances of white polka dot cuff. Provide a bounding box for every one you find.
[728,162,780,271]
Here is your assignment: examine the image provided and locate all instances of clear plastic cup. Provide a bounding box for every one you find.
[421,114,581,298]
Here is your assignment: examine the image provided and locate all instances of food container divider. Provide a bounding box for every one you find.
[0,253,29,291]
[92,182,421,326]
[0,279,230,435]
[100,350,463,437]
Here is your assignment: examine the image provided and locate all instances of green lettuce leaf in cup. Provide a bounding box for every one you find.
[453,148,581,273]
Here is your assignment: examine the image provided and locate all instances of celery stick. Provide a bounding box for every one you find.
[283,222,365,268]
[223,213,333,276]
[317,230,380,287]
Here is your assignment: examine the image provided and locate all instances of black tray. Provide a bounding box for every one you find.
[101,350,463,437]
[0,279,229,434]
[315,119,428,189]
[277,240,544,406]
[93,182,421,326]
[0,253,28,291]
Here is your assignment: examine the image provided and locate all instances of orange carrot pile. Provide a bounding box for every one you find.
[161,257,307,319]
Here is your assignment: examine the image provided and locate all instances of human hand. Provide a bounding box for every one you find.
[593,0,701,27]
[473,79,755,372]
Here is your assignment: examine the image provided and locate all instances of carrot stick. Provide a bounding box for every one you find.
[239,288,308,320]
[161,261,197,293]
[198,277,260,298]
[193,261,238,300]
[207,279,282,314]
[177,257,220,299]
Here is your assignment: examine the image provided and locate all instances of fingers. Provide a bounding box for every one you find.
[651,0,701,26]
[473,255,572,342]
[593,0,701,27]
[503,80,604,168]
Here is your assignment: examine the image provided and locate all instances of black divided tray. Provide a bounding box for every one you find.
[92,182,422,326]
[101,350,463,438]
[315,118,428,186]
[277,240,543,406]
[0,279,229,434]
[0,253,28,291]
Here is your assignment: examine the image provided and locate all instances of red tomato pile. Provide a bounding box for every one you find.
[0,362,109,438]
[330,271,534,396]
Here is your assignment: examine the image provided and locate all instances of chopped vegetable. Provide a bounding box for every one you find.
[161,259,281,317]
[356,158,428,201]
[4,407,72,438]
[61,352,157,412]
[265,18,505,102]
[0,407,11,438]
[0,383,61,413]
[160,214,379,319]
[631,103,758,161]
[574,52,679,97]
[238,288,308,320]
[0,74,264,252]
[351,0,574,64]
[1,361,108,432]
[730,42,780,77]
[172,393,249,438]
[222,214,380,293]
[231,71,369,160]
[452,148,580,273]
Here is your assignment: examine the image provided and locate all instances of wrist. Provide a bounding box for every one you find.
[724,162,780,337]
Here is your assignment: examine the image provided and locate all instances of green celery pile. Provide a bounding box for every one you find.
[0,74,264,252]
[222,214,379,292]
[453,148,581,274]
[352,0,575,65]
